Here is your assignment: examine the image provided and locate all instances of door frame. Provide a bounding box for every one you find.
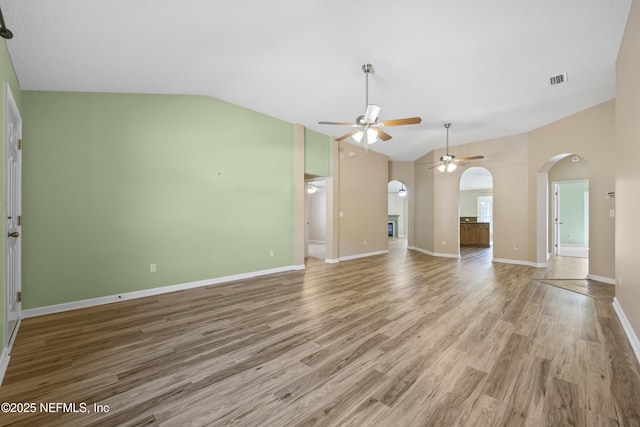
[552,179,589,257]
[5,82,22,351]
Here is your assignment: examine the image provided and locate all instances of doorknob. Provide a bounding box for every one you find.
[7,231,19,238]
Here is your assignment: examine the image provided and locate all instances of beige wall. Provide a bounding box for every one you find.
[338,142,389,258]
[615,0,640,337]
[548,154,589,183]
[414,133,529,260]
[411,101,615,274]
[528,100,615,279]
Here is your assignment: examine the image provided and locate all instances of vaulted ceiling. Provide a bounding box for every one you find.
[2,0,632,160]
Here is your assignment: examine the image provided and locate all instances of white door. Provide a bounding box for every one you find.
[553,183,561,256]
[5,83,22,348]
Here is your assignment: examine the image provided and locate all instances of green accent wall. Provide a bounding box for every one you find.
[559,181,589,245]
[304,128,330,177]
[1,39,21,348]
[22,91,295,309]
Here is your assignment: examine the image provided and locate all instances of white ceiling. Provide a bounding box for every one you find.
[2,0,632,161]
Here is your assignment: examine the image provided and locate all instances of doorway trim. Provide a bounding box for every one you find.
[2,82,22,385]
[551,179,589,257]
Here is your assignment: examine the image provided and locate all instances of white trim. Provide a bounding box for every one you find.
[22,265,298,318]
[432,252,460,259]
[492,257,547,268]
[586,274,615,285]
[325,258,340,264]
[409,246,433,256]
[409,247,460,259]
[293,264,306,271]
[612,298,640,366]
[0,347,9,387]
[0,308,20,388]
[339,250,388,262]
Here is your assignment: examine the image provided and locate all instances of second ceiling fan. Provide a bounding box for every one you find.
[421,123,484,172]
[319,64,422,149]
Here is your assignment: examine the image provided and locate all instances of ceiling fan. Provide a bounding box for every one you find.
[420,123,484,172]
[0,5,14,39]
[318,64,422,149]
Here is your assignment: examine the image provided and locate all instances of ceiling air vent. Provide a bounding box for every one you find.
[549,73,568,86]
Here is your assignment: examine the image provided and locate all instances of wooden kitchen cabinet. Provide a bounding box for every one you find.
[460,222,490,247]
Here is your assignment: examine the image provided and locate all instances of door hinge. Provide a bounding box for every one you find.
[18,215,22,226]
[18,139,22,150]
[17,291,22,303]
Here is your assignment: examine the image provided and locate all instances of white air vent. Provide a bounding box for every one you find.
[549,73,568,86]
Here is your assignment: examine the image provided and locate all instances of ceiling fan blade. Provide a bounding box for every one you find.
[364,104,382,122]
[378,117,422,127]
[374,128,393,141]
[415,160,440,165]
[335,129,361,142]
[455,155,485,162]
[318,121,354,126]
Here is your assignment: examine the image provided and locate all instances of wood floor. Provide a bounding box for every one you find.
[1,244,639,426]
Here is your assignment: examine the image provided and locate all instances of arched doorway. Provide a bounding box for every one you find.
[459,167,493,257]
[536,153,590,278]
[388,180,408,250]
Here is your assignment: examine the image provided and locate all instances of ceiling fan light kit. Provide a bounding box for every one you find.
[318,64,422,151]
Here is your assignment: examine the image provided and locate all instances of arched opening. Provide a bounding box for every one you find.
[536,153,590,278]
[459,167,493,259]
[388,180,408,251]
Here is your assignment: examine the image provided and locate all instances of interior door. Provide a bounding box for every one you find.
[5,83,22,348]
[553,183,561,256]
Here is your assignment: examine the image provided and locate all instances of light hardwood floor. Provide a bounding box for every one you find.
[1,244,639,426]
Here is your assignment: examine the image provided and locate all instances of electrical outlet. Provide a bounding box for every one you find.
[442,240,446,246]
[150,263,157,273]
[364,240,367,246]
[269,250,274,257]
[513,244,519,251]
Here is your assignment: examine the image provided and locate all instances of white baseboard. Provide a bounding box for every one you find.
[293,264,306,271]
[612,297,640,366]
[22,265,299,318]
[325,258,340,264]
[586,274,616,285]
[339,250,389,262]
[409,246,460,259]
[492,258,546,268]
[0,347,10,387]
